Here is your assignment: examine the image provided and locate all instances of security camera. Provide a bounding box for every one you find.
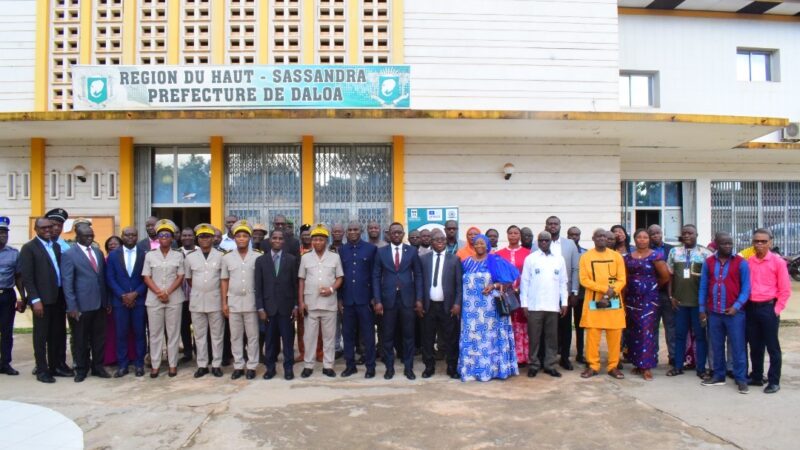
[503,163,515,180]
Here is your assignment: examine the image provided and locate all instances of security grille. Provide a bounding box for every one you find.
[93,0,124,65]
[50,0,81,110]
[711,181,800,255]
[227,0,256,64]
[138,0,168,65]
[271,0,301,64]
[361,0,390,64]
[314,143,392,232]
[225,144,302,228]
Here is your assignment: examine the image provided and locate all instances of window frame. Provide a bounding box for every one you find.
[619,71,659,109]
[736,48,779,82]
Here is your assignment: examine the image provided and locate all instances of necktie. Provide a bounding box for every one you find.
[126,249,133,276]
[273,252,280,275]
[394,246,400,270]
[433,253,441,288]
[87,247,98,272]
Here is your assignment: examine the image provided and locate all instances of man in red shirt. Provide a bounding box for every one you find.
[746,229,791,394]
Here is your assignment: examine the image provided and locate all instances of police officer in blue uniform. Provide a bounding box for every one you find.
[0,217,23,375]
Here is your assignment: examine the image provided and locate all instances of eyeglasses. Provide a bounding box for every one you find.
[752,239,769,244]
[157,232,172,239]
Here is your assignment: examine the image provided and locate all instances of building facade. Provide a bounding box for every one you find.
[1,0,799,253]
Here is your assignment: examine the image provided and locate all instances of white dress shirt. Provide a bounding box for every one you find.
[520,249,568,312]
[124,246,137,276]
[391,244,403,266]
[429,251,445,301]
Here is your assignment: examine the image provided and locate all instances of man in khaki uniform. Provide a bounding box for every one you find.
[221,220,261,380]
[298,224,343,378]
[184,224,225,378]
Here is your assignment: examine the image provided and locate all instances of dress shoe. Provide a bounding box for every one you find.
[211,368,223,377]
[322,368,336,378]
[404,369,416,380]
[341,367,358,377]
[527,368,538,378]
[575,355,586,364]
[53,367,74,377]
[114,368,129,378]
[559,359,573,371]
[36,372,56,383]
[74,372,87,383]
[422,367,435,379]
[92,368,112,379]
[284,371,294,380]
[384,367,394,380]
[365,368,375,379]
[150,369,159,378]
[747,378,764,387]
[356,355,366,366]
[194,368,209,378]
[246,370,256,380]
[544,369,562,378]
[263,369,277,380]
[301,368,313,378]
[764,384,780,394]
[58,365,75,375]
[0,365,19,376]
[580,368,598,378]
[231,369,244,380]
[135,367,145,377]
[168,369,177,378]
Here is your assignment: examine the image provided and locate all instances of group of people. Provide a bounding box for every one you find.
[0,210,791,394]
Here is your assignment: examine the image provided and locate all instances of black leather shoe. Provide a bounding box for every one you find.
[322,368,336,378]
[748,378,764,387]
[194,368,209,378]
[365,368,375,379]
[135,367,145,377]
[36,372,56,383]
[57,365,75,376]
[114,368,129,378]
[404,369,416,380]
[150,369,159,378]
[341,367,358,377]
[764,384,780,394]
[53,367,74,377]
[559,359,574,371]
[168,369,177,378]
[92,368,112,379]
[422,367,435,378]
[0,365,19,376]
[211,367,223,377]
[384,367,394,380]
[231,369,244,380]
[544,369,562,378]
[263,369,277,380]
[301,368,313,378]
[528,368,538,378]
[74,372,87,383]
[284,371,294,380]
[246,370,256,379]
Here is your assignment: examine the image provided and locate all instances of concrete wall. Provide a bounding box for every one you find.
[0,142,32,248]
[0,0,36,112]
[619,14,800,121]
[405,138,621,246]
[405,0,620,111]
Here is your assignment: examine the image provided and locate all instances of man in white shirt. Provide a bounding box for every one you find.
[521,231,568,378]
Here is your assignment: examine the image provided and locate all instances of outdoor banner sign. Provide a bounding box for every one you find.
[72,65,410,110]
[407,206,459,232]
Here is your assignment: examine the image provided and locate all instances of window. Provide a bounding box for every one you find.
[91,172,103,199]
[5,173,17,200]
[621,181,695,242]
[64,172,75,199]
[107,171,118,199]
[152,147,211,206]
[619,72,657,108]
[48,172,60,199]
[21,172,30,199]
[737,49,777,82]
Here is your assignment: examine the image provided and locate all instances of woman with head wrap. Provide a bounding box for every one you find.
[496,225,532,367]
[458,234,519,381]
[456,226,481,261]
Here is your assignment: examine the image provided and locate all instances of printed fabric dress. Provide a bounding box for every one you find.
[623,252,662,370]
[496,246,531,364]
[458,257,518,381]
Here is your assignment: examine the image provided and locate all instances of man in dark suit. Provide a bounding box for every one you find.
[419,229,463,379]
[106,226,149,377]
[136,216,159,254]
[255,229,299,380]
[260,214,300,258]
[19,217,71,383]
[339,221,377,379]
[62,224,110,382]
[372,222,423,380]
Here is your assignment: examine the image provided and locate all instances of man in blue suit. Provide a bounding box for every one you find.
[62,224,110,382]
[372,222,423,380]
[105,226,148,377]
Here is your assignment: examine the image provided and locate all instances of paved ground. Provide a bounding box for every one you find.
[1,323,798,450]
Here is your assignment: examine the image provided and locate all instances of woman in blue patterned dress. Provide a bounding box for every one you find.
[458,234,519,382]
[624,229,670,380]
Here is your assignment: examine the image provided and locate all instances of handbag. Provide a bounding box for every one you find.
[501,285,520,312]
[494,296,511,317]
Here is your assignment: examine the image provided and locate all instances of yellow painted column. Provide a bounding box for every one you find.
[346,0,359,64]
[210,136,225,230]
[392,135,405,225]
[34,0,50,111]
[122,0,137,64]
[79,0,93,64]
[119,137,135,229]
[301,136,315,225]
[211,0,225,64]
[391,0,404,63]
[301,0,315,64]
[30,138,46,217]
[257,0,269,64]
[167,0,180,64]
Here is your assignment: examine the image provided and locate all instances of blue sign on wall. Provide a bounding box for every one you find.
[407,206,459,232]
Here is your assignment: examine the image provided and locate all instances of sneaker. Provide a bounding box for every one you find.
[737,383,749,394]
[701,377,726,386]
